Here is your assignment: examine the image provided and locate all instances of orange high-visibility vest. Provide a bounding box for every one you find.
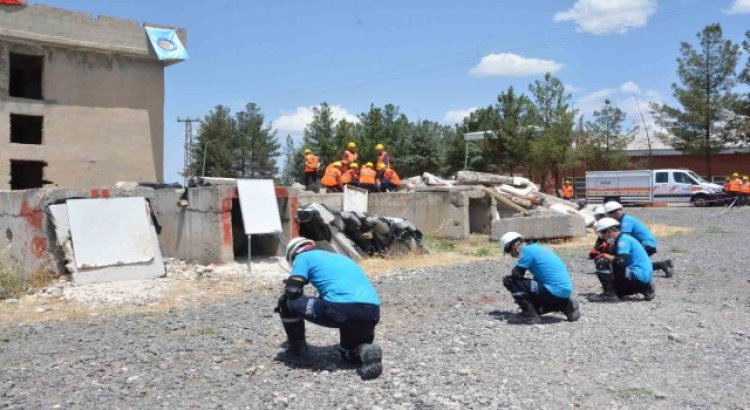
[359,167,376,185]
[382,169,400,186]
[304,153,319,173]
[321,164,341,187]
[742,182,750,194]
[728,178,742,192]
[341,169,358,185]
[376,151,390,169]
[341,150,358,166]
[562,185,574,198]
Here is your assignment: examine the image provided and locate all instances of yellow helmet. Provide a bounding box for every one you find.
[375,144,384,150]
[565,180,571,184]
[732,172,739,177]
[365,162,374,168]
[303,149,312,154]
[333,161,342,168]
[376,163,386,171]
[347,142,356,149]
[744,176,749,181]
[349,163,359,170]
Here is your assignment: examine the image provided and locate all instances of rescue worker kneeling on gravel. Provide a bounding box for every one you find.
[591,218,655,303]
[275,237,383,380]
[499,232,580,325]
[604,201,674,278]
[588,206,611,275]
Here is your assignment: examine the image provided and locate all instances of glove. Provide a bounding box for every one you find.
[274,294,288,314]
[588,248,600,260]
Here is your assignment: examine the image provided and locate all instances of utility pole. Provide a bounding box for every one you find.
[177,117,200,186]
[633,98,654,171]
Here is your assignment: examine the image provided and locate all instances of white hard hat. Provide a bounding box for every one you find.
[285,237,315,264]
[595,217,620,233]
[500,232,523,253]
[593,206,606,217]
[603,201,623,213]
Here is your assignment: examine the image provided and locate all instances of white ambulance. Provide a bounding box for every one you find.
[585,169,725,206]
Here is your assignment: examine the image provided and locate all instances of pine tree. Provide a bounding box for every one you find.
[734,30,750,144]
[280,135,303,185]
[234,103,280,178]
[585,99,632,170]
[651,24,740,178]
[303,103,337,166]
[192,105,236,177]
[494,87,537,175]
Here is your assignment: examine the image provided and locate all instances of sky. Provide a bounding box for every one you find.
[37,0,750,183]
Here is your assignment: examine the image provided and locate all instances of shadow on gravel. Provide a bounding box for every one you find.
[580,292,649,303]
[273,344,358,374]
[487,309,566,325]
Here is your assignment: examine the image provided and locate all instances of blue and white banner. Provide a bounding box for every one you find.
[145,26,189,62]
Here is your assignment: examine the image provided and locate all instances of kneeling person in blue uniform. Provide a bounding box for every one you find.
[500,232,580,325]
[276,237,383,380]
[592,218,656,302]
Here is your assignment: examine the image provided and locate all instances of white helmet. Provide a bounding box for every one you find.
[603,201,622,214]
[595,217,620,233]
[500,232,523,253]
[593,206,606,217]
[285,237,315,264]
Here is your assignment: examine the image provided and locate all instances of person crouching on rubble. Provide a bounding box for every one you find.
[275,237,383,380]
[590,218,655,303]
[499,232,580,324]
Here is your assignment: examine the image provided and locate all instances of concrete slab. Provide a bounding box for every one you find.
[491,214,586,241]
[236,179,282,235]
[343,185,368,213]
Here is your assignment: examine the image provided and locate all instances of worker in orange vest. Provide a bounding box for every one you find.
[358,162,378,193]
[741,175,750,206]
[377,163,400,192]
[302,149,320,191]
[726,172,743,206]
[320,162,343,193]
[375,144,390,170]
[561,180,574,200]
[341,163,360,187]
[341,142,358,169]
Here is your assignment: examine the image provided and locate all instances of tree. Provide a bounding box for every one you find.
[651,24,740,178]
[397,120,445,177]
[455,106,499,172]
[733,30,750,144]
[192,105,236,177]
[234,103,280,178]
[528,73,576,185]
[303,103,338,166]
[280,135,304,186]
[585,99,632,169]
[493,87,537,175]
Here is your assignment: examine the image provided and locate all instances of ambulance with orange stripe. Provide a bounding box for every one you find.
[585,169,725,207]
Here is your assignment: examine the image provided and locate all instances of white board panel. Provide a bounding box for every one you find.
[67,197,154,269]
[236,179,282,234]
[343,185,368,213]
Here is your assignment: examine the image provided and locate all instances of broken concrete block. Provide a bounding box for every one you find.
[491,214,586,242]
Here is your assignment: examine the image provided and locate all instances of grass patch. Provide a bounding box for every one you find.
[669,246,686,253]
[0,248,57,299]
[197,327,217,336]
[616,387,654,399]
[646,224,692,237]
[705,226,730,234]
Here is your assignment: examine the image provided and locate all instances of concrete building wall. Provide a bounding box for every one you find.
[0,4,186,190]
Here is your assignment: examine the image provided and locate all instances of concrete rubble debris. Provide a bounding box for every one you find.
[297,203,425,259]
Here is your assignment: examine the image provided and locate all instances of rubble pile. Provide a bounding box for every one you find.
[297,203,425,260]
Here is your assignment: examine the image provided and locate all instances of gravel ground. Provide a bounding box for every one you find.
[1,207,749,409]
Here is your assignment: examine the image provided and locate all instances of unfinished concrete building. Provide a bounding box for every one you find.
[0,4,186,190]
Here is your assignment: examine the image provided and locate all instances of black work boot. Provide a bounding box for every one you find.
[593,271,620,303]
[563,298,581,322]
[284,339,309,358]
[652,260,674,278]
[355,344,383,380]
[643,282,656,301]
[509,301,541,325]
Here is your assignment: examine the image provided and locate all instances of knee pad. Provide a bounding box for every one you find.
[502,275,517,291]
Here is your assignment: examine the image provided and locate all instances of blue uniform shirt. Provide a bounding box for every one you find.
[516,244,573,298]
[619,214,657,249]
[291,249,381,306]
[615,234,653,284]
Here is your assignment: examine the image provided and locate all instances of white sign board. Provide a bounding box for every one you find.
[67,197,155,268]
[343,185,368,213]
[236,179,282,234]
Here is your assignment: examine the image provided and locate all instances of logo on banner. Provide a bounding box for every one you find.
[157,38,177,51]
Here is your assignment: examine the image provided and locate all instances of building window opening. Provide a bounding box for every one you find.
[9,53,44,100]
[10,160,49,190]
[10,114,43,144]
